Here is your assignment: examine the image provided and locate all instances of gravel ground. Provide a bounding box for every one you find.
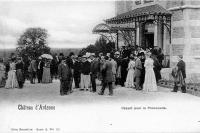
[0,80,200,133]
[0,79,199,104]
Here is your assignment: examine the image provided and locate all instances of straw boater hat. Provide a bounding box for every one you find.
[85,52,91,58]
[82,55,87,58]
[115,51,120,55]
[90,53,95,57]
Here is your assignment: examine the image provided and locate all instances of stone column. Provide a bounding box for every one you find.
[154,22,158,47]
[136,23,140,46]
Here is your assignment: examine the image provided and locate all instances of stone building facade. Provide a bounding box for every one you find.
[114,0,200,82]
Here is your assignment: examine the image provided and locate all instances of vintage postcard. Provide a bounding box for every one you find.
[0,0,200,132]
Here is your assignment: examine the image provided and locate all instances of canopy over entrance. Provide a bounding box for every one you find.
[105,4,172,24]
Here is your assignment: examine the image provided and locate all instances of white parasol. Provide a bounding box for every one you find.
[41,54,53,60]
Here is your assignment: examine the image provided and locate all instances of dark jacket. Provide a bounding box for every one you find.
[81,61,90,75]
[102,60,113,83]
[135,58,142,77]
[73,61,81,76]
[16,62,25,82]
[177,60,186,79]
[37,61,44,72]
[90,58,100,75]
[58,63,71,81]
[66,57,74,69]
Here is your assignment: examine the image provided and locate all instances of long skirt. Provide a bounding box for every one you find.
[42,67,52,83]
[5,70,19,89]
[125,69,135,88]
[143,68,157,92]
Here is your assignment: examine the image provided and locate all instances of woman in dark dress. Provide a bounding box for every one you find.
[42,59,52,83]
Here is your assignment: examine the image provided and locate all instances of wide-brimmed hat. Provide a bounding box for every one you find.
[82,55,87,58]
[114,51,120,55]
[90,53,95,57]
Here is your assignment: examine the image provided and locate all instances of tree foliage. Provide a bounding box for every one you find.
[79,36,115,56]
[16,27,50,59]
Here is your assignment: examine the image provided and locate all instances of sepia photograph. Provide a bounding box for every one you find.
[0,0,200,132]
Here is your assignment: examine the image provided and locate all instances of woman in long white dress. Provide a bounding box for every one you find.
[5,58,19,89]
[125,57,135,88]
[143,52,157,92]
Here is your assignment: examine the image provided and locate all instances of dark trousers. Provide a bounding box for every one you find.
[91,74,97,92]
[140,69,145,87]
[135,77,141,90]
[18,81,24,88]
[115,77,120,85]
[173,81,186,93]
[60,80,69,95]
[74,75,80,88]
[37,70,43,83]
[100,81,113,95]
[120,70,127,87]
[68,77,73,92]
[30,71,36,84]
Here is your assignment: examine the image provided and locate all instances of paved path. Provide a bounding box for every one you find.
[0,80,200,133]
[0,80,199,104]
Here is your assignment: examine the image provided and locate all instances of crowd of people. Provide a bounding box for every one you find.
[58,46,165,96]
[0,46,186,95]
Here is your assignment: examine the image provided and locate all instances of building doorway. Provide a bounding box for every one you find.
[144,32,154,49]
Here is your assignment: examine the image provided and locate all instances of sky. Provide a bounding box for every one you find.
[0,0,115,49]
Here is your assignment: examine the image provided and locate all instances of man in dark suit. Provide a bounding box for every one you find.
[120,56,129,87]
[58,57,72,95]
[16,57,25,88]
[135,53,143,90]
[37,57,44,83]
[73,55,81,89]
[172,55,186,93]
[90,53,100,92]
[140,52,146,88]
[66,52,74,93]
[98,56,114,96]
